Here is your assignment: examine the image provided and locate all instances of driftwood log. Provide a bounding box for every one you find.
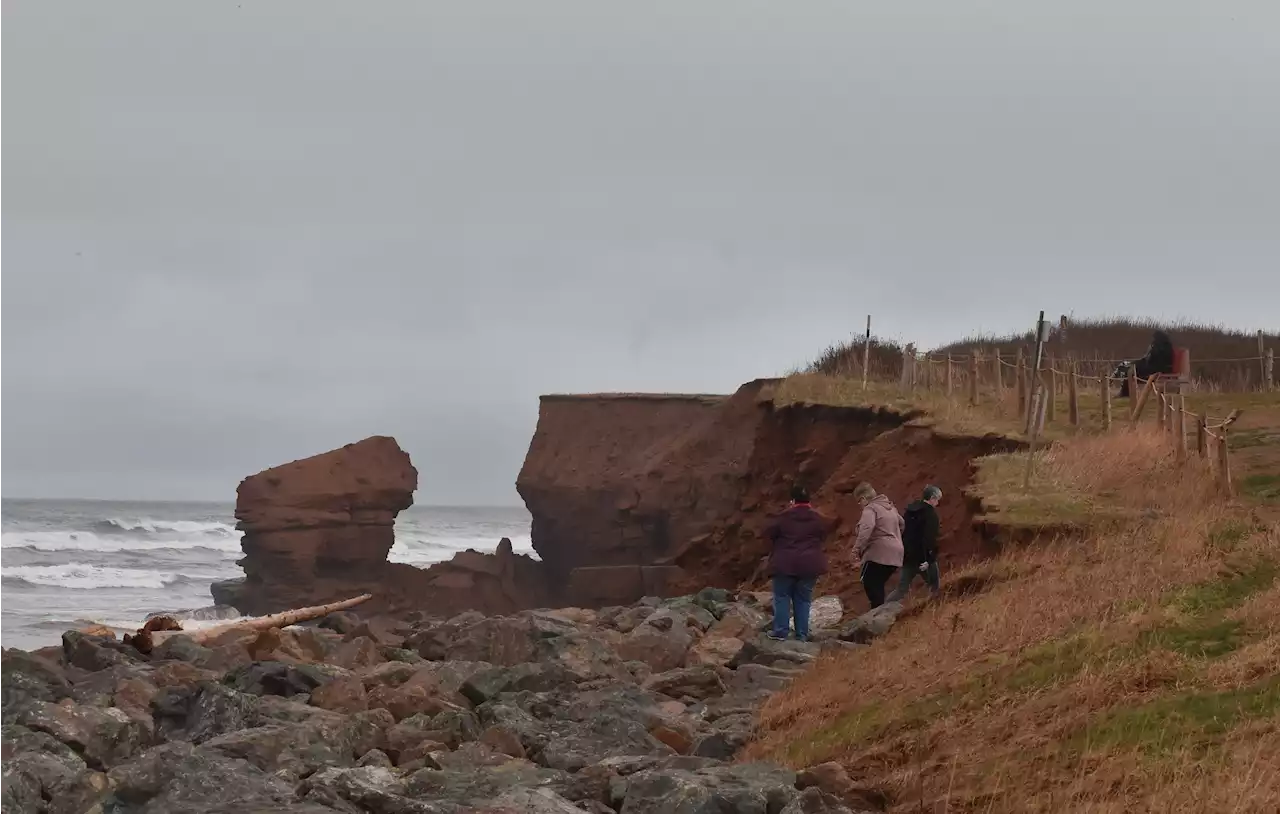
[122,593,373,653]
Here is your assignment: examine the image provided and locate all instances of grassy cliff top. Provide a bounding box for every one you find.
[749,366,1280,811]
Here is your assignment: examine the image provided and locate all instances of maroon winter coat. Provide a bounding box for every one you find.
[765,504,832,578]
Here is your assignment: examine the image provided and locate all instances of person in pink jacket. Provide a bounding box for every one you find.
[852,482,905,608]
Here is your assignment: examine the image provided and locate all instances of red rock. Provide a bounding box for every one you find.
[479,725,527,759]
[331,636,384,671]
[366,683,457,722]
[151,662,217,688]
[649,722,694,755]
[310,675,368,714]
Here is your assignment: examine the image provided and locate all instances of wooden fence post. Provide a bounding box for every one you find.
[1101,372,1112,430]
[1196,413,1208,458]
[1175,394,1187,460]
[1045,363,1057,423]
[992,351,1003,393]
[969,353,980,406]
[1068,363,1080,426]
[1217,428,1233,496]
[1158,390,1168,431]
[861,315,872,391]
[1016,351,1027,415]
[1259,330,1267,392]
[1131,377,1155,422]
[900,345,914,389]
[946,355,954,397]
[1267,348,1275,392]
[1127,366,1139,413]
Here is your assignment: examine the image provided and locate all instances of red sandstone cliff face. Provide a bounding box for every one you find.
[213,436,550,617]
[517,383,1022,612]
[516,390,747,582]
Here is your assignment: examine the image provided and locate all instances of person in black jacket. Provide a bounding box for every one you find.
[887,485,943,603]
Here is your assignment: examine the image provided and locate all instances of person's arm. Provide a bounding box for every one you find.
[853,506,874,557]
[923,509,941,562]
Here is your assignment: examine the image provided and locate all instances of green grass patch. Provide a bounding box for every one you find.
[971,453,1136,528]
[785,691,968,765]
[1227,429,1278,449]
[1000,634,1097,691]
[1239,473,1280,503]
[1136,618,1249,659]
[1167,559,1278,615]
[1205,519,1256,553]
[1076,675,1280,756]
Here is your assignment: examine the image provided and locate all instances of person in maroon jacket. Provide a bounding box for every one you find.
[764,485,834,641]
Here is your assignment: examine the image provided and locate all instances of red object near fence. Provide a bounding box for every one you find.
[1173,347,1191,381]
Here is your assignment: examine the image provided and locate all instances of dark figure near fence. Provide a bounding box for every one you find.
[1117,330,1175,397]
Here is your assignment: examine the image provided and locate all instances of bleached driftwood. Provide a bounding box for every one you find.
[141,593,373,649]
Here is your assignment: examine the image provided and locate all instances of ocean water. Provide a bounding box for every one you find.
[0,499,533,650]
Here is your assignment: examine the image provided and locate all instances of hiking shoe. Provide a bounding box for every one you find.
[767,633,788,641]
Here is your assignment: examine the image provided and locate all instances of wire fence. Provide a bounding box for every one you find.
[880,343,1259,496]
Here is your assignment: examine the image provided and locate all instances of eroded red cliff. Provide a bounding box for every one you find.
[518,382,1022,612]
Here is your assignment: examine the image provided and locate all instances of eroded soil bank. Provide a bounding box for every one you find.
[521,380,1023,612]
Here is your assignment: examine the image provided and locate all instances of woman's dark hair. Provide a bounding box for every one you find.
[790,485,811,504]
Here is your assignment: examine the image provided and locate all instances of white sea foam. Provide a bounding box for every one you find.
[0,531,243,555]
[388,533,536,564]
[101,518,238,536]
[3,563,191,590]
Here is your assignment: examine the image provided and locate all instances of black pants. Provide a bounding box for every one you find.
[860,561,898,608]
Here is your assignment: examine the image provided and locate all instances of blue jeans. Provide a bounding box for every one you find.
[771,575,817,640]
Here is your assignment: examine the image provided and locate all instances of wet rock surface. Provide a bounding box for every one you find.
[2,591,889,813]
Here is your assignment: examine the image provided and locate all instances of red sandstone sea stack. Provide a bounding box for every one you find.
[212,436,551,617]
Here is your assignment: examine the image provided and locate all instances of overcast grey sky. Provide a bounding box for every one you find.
[3,1,1278,504]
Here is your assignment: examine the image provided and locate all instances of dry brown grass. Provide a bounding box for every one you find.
[746,424,1280,813]
[971,427,1219,528]
[771,373,1043,441]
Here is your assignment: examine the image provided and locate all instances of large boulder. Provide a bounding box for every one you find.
[16,700,153,770]
[615,762,799,813]
[213,436,418,616]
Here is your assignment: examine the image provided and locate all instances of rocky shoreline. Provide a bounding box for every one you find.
[2,588,903,813]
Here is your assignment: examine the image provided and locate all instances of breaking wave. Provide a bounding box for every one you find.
[388,533,535,565]
[91,518,239,537]
[2,563,200,590]
[0,530,243,555]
